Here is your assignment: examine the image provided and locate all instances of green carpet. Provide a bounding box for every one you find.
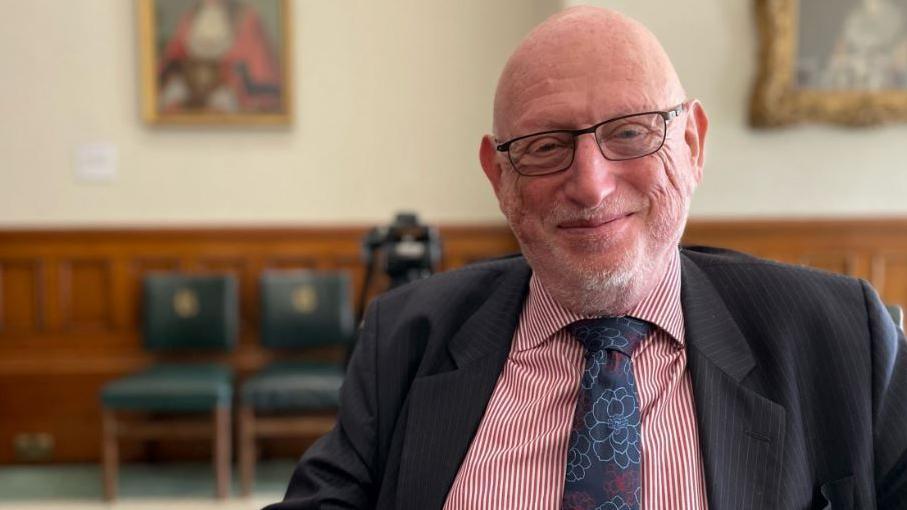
[0,459,295,501]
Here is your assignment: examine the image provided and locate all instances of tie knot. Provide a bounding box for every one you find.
[567,316,651,357]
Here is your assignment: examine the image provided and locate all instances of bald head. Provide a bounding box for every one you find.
[478,7,708,317]
[493,6,685,137]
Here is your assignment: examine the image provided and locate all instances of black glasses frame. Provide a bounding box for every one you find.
[495,103,686,176]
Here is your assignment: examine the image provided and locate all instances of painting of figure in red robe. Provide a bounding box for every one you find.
[140,0,291,124]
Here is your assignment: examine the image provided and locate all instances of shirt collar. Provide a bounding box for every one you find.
[513,249,685,352]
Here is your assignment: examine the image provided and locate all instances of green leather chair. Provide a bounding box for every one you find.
[888,304,904,331]
[100,274,238,501]
[238,270,354,496]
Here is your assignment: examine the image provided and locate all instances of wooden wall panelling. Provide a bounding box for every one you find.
[325,253,360,272]
[796,252,856,277]
[58,258,115,333]
[0,258,45,336]
[876,254,907,307]
[682,219,907,300]
[846,254,875,283]
[2,221,907,464]
[263,256,321,269]
[0,372,108,463]
[109,259,130,331]
[440,226,521,269]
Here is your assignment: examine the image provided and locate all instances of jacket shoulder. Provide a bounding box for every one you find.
[681,245,862,289]
[680,245,869,334]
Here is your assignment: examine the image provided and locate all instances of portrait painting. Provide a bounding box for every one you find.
[138,0,292,125]
[751,0,907,126]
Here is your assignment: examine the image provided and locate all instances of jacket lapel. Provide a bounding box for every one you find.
[396,258,531,509]
[681,253,786,510]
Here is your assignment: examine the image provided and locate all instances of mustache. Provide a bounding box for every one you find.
[544,196,648,225]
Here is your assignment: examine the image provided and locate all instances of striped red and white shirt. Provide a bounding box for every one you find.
[443,250,708,509]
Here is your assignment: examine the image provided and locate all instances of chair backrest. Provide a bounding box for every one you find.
[887,304,904,331]
[259,270,355,349]
[143,274,239,351]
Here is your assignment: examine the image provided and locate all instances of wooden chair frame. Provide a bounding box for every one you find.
[238,405,336,497]
[101,406,232,501]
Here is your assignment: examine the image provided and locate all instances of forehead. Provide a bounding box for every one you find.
[499,53,673,138]
[503,69,668,137]
[494,11,682,138]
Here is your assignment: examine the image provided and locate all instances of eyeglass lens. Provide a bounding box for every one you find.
[508,112,667,175]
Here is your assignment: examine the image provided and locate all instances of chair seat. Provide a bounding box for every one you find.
[241,362,344,412]
[101,363,233,412]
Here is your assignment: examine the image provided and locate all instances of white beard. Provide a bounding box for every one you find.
[500,179,687,316]
[520,229,661,316]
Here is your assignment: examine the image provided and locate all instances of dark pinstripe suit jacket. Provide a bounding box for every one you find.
[267,247,907,510]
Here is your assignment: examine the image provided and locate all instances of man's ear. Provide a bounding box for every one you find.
[479,134,504,196]
[683,99,709,185]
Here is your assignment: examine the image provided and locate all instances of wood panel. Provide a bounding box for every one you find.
[878,254,907,308]
[797,253,853,275]
[682,218,907,296]
[59,259,114,332]
[1,219,906,464]
[0,373,107,463]
[0,259,44,334]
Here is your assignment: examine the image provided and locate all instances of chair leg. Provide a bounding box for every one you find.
[101,408,118,502]
[239,405,256,497]
[213,406,232,499]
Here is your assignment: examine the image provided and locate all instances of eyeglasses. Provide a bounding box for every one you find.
[495,103,686,176]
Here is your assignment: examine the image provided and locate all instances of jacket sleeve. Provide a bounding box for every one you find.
[263,299,382,509]
[866,281,907,509]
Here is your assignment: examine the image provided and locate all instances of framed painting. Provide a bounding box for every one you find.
[138,0,292,125]
[751,0,907,127]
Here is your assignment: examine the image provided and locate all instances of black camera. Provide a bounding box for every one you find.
[358,213,442,320]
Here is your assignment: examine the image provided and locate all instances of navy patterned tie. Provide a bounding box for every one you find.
[562,316,651,510]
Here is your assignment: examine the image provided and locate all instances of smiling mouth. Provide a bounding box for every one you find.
[557,213,633,230]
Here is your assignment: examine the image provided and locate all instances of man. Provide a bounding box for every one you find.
[267,7,907,509]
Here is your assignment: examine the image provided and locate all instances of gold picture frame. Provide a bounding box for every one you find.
[751,0,907,127]
[138,0,292,125]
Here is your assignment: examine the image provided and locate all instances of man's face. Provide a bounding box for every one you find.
[482,53,706,315]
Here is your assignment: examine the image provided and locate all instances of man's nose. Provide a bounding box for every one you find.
[562,134,617,208]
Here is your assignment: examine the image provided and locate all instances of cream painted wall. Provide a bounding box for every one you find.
[568,0,907,217]
[1,1,905,227]
[0,0,557,226]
